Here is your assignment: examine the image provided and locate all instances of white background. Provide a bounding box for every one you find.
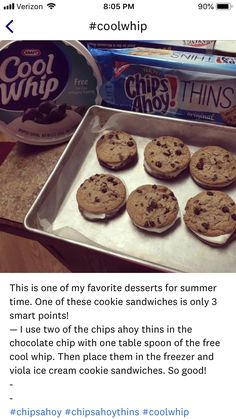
[1,0,236,39]
[1,0,236,417]
[1,274,235,419]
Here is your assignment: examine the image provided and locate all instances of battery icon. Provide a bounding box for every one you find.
[216,3,233,8]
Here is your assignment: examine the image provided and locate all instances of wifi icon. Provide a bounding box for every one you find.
[47,2,56,9]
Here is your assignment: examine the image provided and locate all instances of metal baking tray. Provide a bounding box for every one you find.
[24,106,236,272]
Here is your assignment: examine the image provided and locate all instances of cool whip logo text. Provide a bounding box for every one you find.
[0,54,59,106]
[124,73,178,114]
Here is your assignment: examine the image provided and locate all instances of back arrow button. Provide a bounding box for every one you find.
[6,20,14,33]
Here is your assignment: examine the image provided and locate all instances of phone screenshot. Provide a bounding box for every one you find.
[0,2,236,419]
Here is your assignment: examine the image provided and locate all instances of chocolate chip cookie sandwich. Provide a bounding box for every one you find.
[184,190,236,246]
[96,130,138,170]
[144,136,191,179]
[76,174,126,220]
[126,184,180,233]
[190,146,236,188]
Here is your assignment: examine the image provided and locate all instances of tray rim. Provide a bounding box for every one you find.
[24,105,236,273]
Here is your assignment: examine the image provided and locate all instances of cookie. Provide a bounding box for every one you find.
[184,190,236,246]
[76,174,126,220]
[144,136,191,179]
[190,146,236,188]
[221,106,236,126]
[126,184,180,233]
[96,130,138,170]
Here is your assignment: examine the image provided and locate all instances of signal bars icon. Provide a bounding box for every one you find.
[4,2,15,9]
[47,2,56,9]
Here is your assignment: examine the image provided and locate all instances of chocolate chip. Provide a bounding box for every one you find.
[151,200,158,208]
[112,181,118,186]
[231,213,236,220]
[207,191,214,196]
[137,189,142,193]
[179,143,184,148]
[101,187,107,193]
[222,206,229,213]
[162,194,168,199]
[144,221,149,227]
[171,163,175,168]
[155,161,162,168]
[127,141,134,147]
[107,176,114,182]
[108,134,113,139]
[174,142,177,146]
[196,158,204,170]
[147,200,158,212]
[175,149,182,156]
[149,221,155,227]
[164,208,170,214]
[95,197,100,202]
[194,207,201,215]
[152,185,157,189]
[202,222,209,230]
[212,174,218,181]
[163,150,171,156]
[155,140,161,146]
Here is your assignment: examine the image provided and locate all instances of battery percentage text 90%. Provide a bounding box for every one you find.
[198,3,215,9]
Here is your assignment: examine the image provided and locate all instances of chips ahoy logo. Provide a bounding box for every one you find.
[124,73,178,114]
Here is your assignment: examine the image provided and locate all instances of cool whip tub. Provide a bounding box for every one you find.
[0,41,101,145]
[89,46,236,127]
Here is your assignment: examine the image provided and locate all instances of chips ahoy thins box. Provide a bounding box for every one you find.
[89,46,236,127]
[84,40,215,54]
